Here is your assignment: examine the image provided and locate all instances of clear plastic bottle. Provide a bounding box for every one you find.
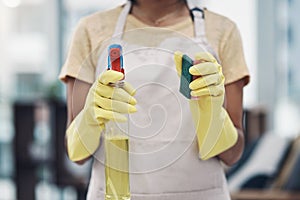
[105,120,130,200]
[105,44,130,200]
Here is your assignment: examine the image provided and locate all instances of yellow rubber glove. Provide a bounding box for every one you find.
[66,70,137,162]
[174,52,238,160]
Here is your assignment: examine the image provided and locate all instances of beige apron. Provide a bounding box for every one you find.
[88,1,231,199]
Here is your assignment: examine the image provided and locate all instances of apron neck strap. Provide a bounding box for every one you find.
[113,1,206,39]
[190,8,205,40]
[190,7,220,62]
[112,1,219,62]
[112,1,132,39]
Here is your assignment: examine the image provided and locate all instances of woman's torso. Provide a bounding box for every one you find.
[81,4,233,200]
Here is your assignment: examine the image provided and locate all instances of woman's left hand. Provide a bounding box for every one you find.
[174,52,240,162]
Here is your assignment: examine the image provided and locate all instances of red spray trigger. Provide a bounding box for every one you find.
[108,44,124,75]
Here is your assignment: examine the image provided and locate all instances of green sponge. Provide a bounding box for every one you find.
[180,54,194,99]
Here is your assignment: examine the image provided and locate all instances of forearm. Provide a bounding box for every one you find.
[65,77,93,164]
[218,128,244,166]
[218,78,246,166]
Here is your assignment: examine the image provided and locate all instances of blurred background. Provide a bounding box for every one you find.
[0,0,300,199]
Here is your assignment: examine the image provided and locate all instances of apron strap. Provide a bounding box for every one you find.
[191,8,206,41]
[190,7,221,63]
[111,1,220,62]
[112,1,132,39]
[96,1,132,78]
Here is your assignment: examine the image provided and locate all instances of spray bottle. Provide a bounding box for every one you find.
[105,44,130,200]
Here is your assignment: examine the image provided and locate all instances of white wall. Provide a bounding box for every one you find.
[0,3,16,100]
[0,0,60,100]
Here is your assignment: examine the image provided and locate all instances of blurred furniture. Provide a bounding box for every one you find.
[14,102,36,200]
[13,100,88,200]
[228,106,300,200]
[229,140,300,200]
[50,99,88,199]
[243,106,268,145]
[231,190,300,200]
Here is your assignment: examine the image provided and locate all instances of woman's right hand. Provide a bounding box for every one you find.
[85,70,137,122]
[66,70,137,162]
